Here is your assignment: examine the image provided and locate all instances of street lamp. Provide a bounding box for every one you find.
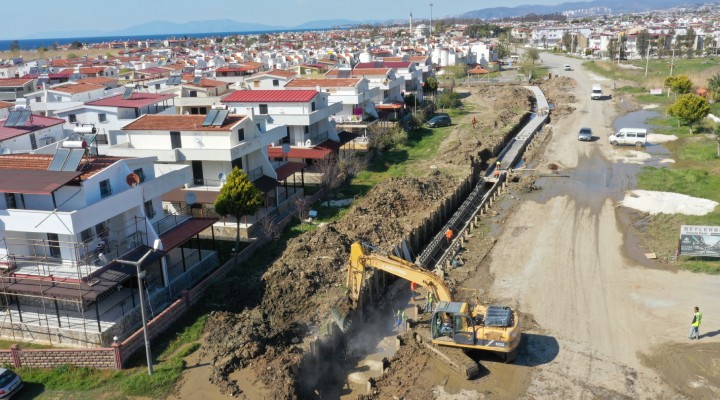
[116,239,161,376]
[429,2,433,36]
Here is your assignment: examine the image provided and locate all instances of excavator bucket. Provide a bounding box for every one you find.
[331,307,351,333]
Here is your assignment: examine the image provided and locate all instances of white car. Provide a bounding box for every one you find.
[564,64,572,71]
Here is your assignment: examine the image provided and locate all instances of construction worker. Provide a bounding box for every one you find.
[410,281,418,300]
[445,228,454,244]
[689,306,702,339]
[471,116,477,129]
[395,309,403,331]
[425,291,435,313]
[493,161,501,177]
[400,309,407,332]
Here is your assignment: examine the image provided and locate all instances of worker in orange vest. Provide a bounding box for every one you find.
[410,281,418,300]
[445,228,454,244]
[471,116,477,129]
[493,161,501,177]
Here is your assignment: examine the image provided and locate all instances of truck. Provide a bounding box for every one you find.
[342,242,522,378]
[591,84,603,100]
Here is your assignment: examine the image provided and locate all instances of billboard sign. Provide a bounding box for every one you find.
[679,225,720,257]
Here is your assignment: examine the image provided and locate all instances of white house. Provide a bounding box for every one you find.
[0,114,65,153]
[0,151,218,346]
[284,77,380,123]
[24,82,109,118]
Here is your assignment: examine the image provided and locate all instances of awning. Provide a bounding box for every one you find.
[275,162,306,181]
[375,103,404,110]
[267,146,331,159]
[253,175,278,193]
[159,218,218,252]
[0,170,82,195]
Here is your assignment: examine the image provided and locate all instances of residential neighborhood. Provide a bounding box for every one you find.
[1,1,720,398]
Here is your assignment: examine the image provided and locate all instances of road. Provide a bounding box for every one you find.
[481,52,720,399]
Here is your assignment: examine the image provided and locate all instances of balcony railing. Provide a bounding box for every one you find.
[247,166,263,181]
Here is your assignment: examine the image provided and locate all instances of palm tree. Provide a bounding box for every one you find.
[708,73,720,101]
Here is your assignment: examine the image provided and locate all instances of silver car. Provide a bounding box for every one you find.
[578,127,593,141]
[0,368,22,399]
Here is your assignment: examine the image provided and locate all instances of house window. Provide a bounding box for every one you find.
[155,84,161,90]
[231,157,242,170]
[272,79,279,87]
[144,200,155,218]
[4,193,17,209]
[80,228,93,242]
[304,126,309,134]
[238,128,245,142]
[259,104,268,114]
[311,102,316,111]
[29,133,37,150]
[189,90,197,97]
[99,179,112,198]
[98,113,107,122]
[253,81,260,87]
[133,168,146,183]
[69,114,77,123]
[170,131,181,149]
[35,97,41,102]
[95,221,108,238]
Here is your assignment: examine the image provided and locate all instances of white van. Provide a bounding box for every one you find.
[609,128,647,147]
[591,84,602,100]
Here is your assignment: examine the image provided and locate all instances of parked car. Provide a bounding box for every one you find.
[564,64,572,71]
[427,115,451,128]
[578,127,593,141]
[0,368,22,399]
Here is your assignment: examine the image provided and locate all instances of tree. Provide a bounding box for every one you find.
[214,168,264,252]
[436,90,462,109]
[683,27,696,59]
[668,94,710,133]
[637,30,650,59]
[315,154,344,206]
[607,38,618,61]
[337,149,367,185]
[664,75,693,95]
[561,32,572,52]
[70,41,83,49]
[714,123,720,157]
[424,77,438,93]
[525,47,540,64]
[708,73,720,101]
[9,40,20,52]
[443,63,468,79]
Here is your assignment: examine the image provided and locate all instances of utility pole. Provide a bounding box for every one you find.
[670,48,675,76]
[644,43,650,78]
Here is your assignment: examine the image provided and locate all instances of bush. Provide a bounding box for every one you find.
[436,91,462,109]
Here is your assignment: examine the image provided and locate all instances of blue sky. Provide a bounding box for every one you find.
[2,0,571,39]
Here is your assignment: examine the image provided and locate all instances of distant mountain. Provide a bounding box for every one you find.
[22,18,384,40]
[461,0,706,19]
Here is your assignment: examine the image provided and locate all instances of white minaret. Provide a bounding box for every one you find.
[410,10,413,37]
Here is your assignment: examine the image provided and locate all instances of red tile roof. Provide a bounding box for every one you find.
[326,68,390,78]
[86,93,175,108]
[0,78,33,87]
[122,114,245,131]
[50,82,106,94]
[267,145,331,159]
[285,78,361,88]
[0,101,13,109]
[0,115,65,141]
[159,217,218,251]
[222,90,318,103]
[75,77,117,85]
[79,67,107,74]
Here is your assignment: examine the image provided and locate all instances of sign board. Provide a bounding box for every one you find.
[679,225,720,257]
[649,88,663,95]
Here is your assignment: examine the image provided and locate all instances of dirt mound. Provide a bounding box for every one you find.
[201,173,459,398]
[539,76,577,117]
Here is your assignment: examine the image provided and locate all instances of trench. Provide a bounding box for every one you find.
[295,89,551,399]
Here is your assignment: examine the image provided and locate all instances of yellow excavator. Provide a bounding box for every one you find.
[345,242,522,378]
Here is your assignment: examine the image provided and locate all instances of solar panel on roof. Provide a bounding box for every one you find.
[193,76,202,84]
[61,148,85,172]
[202,109,219,126]
[4,111,22,127]
[211,109,229,126]
[167,76,181,85]
[13,111,31,127]
[48,148,71,171]
[122,87,134,99]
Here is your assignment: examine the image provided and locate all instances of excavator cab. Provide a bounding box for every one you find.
[431,301,476,346]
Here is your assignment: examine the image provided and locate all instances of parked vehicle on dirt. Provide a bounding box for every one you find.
[427,115,452,128]
[578,127,593,141]
[0,368,23,399]
[564,64,572,71]
[591,84,603,100]
[609,128,647,147]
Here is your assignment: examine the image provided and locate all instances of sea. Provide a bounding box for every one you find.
[0,28,332,52]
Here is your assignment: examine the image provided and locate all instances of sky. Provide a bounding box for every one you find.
[1,0,570,39]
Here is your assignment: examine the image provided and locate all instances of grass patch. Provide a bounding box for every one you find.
[0,340,55,350]
[678,139,719,162]
[16,365,124,392]
[119,357,185,398]
[637,167,720,202]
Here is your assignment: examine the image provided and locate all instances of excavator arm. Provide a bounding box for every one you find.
[346,242,452,304]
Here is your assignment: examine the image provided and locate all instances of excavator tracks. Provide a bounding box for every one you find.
[411,328,480,380]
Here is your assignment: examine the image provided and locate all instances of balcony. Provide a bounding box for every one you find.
[269,102,342,126]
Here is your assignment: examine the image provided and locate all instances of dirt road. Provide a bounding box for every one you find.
[483,52,720,399]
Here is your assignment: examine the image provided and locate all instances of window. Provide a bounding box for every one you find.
[237,128,245,142]
[144,200,155,218]
[4,193,17,209]
[155,84,161,90]
[170,131,181,149]
[311,102,316,112]
[29,133,37,150]
[304,126,309,134]
[231,157,242,170]
[69,114,77,123]
[95,221,108,238]
[80,228,93,242]
[98,113,107,122]
[259,104,268,114]
[35,97,41,103]
[99,179,112,198]
[189,90,197,97]
[253,81,260,88]
[133,168,145,183]
[272,79,279,87]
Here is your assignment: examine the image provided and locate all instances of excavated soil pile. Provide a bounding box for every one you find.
[201,173,458,398]
[539,76,577,117]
